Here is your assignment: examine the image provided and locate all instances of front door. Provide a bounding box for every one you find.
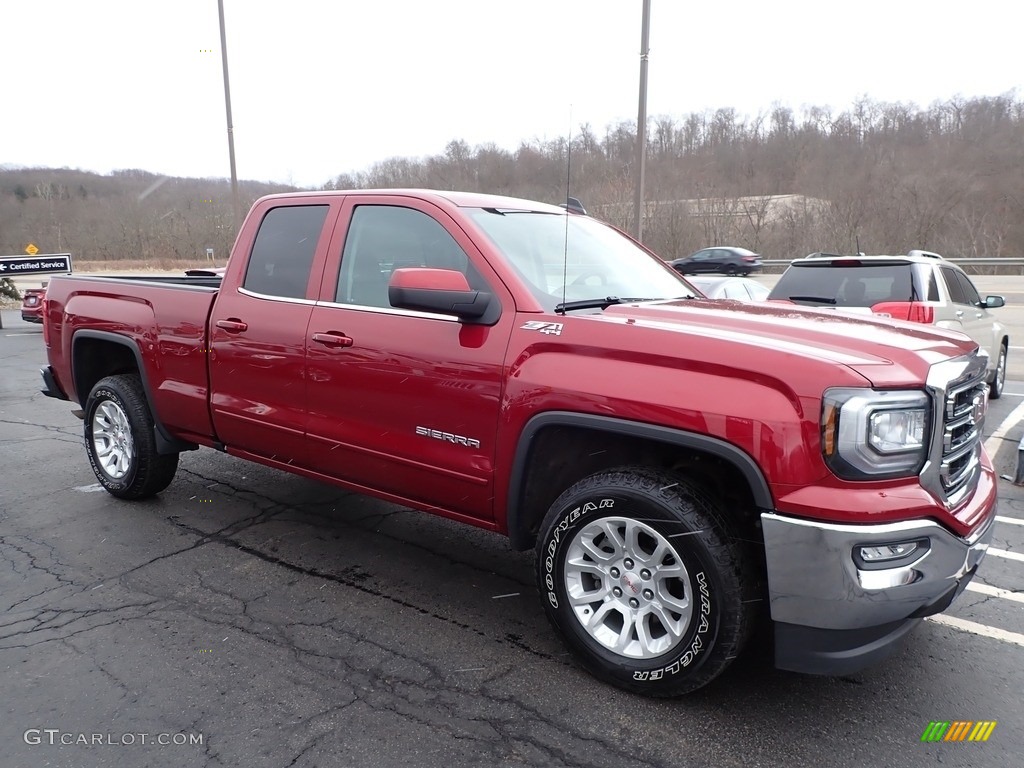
[304,197,512,521]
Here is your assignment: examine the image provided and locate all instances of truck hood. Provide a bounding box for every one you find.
[594,298,979,387]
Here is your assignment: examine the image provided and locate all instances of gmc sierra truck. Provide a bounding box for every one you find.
[40,190,996,696]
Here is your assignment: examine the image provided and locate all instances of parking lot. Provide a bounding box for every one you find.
[1,306,1022,768]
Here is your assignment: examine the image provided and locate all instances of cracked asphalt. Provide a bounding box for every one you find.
[1,310,1022,768]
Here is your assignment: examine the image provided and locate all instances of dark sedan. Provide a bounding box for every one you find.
[671,247,762,276]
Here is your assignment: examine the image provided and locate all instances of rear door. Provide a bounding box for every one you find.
[209,202,335,464]
[936,265,970,338]
[303,196,513,521]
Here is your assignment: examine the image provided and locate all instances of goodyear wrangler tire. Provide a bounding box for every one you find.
[84,374,179,499]
[536,467,754,696]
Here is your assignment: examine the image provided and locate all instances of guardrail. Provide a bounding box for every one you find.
[761,258,1024,267]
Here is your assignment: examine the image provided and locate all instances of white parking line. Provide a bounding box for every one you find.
[984,399,1024,460]
[997,515,1024,526]
[926,615,1024,647]
[987,547,1024,563]
[965,583,1024,604]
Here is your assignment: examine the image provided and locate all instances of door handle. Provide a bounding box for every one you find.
[975,312,984,319]
[216,318,248,333]
[955,310,964,318]
[312,332,354,348]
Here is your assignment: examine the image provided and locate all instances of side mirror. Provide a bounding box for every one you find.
[388,268,493,321]
[984,295,1005,309]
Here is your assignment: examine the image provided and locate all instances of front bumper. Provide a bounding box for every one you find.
[763,506,995,675]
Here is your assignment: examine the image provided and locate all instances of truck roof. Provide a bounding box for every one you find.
[256,188,566,214]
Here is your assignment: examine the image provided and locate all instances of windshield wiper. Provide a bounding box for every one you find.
[554,296,660,314]
[787,295,837,305]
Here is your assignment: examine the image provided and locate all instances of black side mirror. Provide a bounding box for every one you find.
[388,268,497,323]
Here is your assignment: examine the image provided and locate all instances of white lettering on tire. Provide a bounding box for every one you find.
[544,499,614,610]
[633,572,712,680]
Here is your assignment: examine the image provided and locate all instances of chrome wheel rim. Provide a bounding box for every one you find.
[997,348,1006,392]
[564,516,693,659]
[92,400,134,480]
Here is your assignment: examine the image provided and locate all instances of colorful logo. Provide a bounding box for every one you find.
[921,721,997,742]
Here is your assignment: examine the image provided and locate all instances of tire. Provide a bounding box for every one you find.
[84,374,179,499]
[536,467,755,696]
[990,342,1007,400]
[724,265,738,276]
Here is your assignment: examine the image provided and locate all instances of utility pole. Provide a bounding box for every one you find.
[632,0,651,242]
[218,0,241,231]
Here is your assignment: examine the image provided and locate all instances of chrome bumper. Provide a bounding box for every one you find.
[763,510,994,675]
[763,511,994,630]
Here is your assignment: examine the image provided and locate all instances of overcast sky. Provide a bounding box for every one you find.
[3,0,1020,189]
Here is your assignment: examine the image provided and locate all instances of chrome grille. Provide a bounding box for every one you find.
[938,372,987,502]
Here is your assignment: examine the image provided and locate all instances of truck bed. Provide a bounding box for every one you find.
[43,273,222,447]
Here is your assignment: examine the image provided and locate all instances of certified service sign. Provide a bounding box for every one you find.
[0,253,72,276]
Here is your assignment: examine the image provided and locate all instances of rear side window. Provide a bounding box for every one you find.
[769,264,914,307]
[954,271,982,305]
[939,267,967,304]
[243,205,329,299]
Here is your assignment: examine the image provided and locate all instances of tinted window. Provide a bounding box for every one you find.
[243,205,328,299]
[925,269,940,301]
[336,205,482,308]
[939,266,967,304]
[768,264,914,307]
[954,271,982,305]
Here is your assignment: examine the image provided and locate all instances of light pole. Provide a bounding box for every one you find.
[218,0,241,230]
[632,0,651,242]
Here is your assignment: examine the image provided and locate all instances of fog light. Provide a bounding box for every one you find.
[854,539,929,570]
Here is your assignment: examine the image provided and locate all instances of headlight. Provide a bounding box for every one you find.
[822,388,930,478]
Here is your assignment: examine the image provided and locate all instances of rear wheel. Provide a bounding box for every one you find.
[725,265,738,276]
[84,374,179,499]
[536,467,755,696]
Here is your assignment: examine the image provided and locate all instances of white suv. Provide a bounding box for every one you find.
[768,251,1009,397]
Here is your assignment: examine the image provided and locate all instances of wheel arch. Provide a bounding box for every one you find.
[73,330,197,454]
[505,411,774,551]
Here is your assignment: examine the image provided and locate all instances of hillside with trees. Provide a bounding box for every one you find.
[0,169,295,267]
[2,94,1022,267]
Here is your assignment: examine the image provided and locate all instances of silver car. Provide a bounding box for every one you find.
[768,251,1008,397]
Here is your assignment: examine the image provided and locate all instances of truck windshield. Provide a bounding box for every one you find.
[466,209,693,310]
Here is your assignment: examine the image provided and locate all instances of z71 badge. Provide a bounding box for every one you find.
[521,321,564,336]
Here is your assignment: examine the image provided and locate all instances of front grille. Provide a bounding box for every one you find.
[938,372,987,503]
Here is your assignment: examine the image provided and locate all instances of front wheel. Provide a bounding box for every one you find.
[990,342,1007,400]
[536,468,755,696]
[84,374,179,499]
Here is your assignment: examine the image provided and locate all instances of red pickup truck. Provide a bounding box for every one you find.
[40,190,996,696]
